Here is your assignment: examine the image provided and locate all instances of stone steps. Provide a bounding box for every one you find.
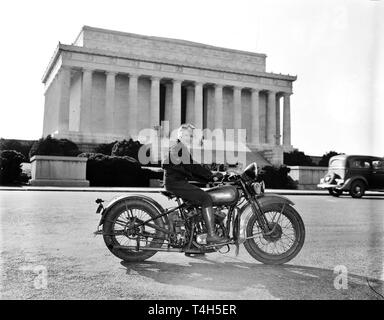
[246,149,272,168]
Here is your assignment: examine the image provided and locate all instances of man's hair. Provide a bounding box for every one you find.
[177,123,196,140]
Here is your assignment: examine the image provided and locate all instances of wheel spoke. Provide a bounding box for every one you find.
[110,207,160,250]
[249,209,298,255]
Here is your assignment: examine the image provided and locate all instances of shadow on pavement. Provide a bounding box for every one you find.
[121,258,383,300]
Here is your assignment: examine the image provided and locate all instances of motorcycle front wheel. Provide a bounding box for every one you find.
[244,203,305,265]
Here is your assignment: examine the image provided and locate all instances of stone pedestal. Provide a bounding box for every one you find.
[29,155,89,187]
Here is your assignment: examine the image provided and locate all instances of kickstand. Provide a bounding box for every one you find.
[93,224,102,237]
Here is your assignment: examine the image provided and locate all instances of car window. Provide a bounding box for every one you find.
[350,160,371,169]
[372,160,384,170]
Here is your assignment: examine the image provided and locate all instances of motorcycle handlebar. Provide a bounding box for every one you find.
[207,172,241,187]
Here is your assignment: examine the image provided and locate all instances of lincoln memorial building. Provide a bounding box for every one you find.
[42,26,296,165]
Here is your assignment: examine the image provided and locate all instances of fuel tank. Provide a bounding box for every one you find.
[206,185,239,206]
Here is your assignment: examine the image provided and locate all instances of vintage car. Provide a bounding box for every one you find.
[317,154,384,198]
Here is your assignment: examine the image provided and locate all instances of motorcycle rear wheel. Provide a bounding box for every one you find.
[102,199,165,262]
[244,203,305,265]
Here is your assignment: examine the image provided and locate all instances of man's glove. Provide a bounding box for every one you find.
[212,171,224,182]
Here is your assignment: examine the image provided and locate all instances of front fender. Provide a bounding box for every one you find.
[98,194,169,226]
[238,193,295,242]
[255,193,294,207]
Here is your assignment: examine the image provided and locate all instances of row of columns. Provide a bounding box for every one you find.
[56,67,292,146]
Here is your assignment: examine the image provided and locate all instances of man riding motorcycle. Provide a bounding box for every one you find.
[162,123,229,245]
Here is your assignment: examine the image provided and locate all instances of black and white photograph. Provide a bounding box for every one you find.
[0,0,383,307]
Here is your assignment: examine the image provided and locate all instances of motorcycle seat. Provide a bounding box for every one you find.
[160,191,177,199]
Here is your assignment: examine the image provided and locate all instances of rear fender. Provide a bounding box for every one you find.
[340,176,368,190]
[98,194,169,227]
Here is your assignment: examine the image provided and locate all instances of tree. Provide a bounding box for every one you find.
[284,150,315,166]
[0,150,25,185]
[0,138,34,162]
[319,151,342,167]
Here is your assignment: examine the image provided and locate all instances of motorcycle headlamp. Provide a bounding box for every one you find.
[252,181,265,195]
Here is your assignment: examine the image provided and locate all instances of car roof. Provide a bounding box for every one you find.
[331,154,383,161]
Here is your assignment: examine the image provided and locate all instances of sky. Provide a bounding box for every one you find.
[0,0,382,156]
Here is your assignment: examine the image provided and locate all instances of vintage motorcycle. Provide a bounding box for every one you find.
[94,162,305,265]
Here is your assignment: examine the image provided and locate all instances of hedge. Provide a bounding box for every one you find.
[111,139,143,160]
[284,150,315,166]
[29,135,81,158]
[257,165,297,189]
[78,153,156,187]
[0,150,25,185]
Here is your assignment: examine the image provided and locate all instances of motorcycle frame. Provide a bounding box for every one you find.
[100,177,272,252]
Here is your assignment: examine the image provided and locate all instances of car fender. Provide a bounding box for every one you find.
[98,194,169,226]
[340,176,368,190]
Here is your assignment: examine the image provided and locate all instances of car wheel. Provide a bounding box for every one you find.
[328,188,342,197]
[349,180,366,198]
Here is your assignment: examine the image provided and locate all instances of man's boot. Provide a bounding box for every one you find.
[202,207,229,245]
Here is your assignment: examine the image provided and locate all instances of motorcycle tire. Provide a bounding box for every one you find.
[102,199,165,262]
[244,203,305,265]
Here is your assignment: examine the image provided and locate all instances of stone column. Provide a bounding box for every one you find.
[163,82,172,136]
[150,76,160,128]
[80,68,93,133]
[214,84,223,129]
[267,90,277,145]
[105,71,116,134]
[233,86,242,129]
[283,93,292,146]
[128,73,139,137]
[171,79,182,132]
[251,88,260,145]
[194,82,203,129]
[57,66,71,132]
[185,85,195,124]
[276,94,281,145]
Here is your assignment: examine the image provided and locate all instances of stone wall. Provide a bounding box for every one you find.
[288,166,328,190]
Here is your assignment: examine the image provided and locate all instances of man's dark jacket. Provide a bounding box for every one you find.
[162,140,213,186]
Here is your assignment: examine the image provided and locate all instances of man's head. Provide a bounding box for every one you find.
[177,123,196,146]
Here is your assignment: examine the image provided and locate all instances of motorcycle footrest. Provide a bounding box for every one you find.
[93,230,103,236]
[205,241,234,249]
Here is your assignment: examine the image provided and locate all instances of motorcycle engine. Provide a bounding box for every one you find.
[168,212,187,248]
[214,207,227,222]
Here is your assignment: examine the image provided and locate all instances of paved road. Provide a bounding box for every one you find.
[0,191,383,300]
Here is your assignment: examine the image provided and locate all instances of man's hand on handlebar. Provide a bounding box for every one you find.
[212,171,224,182]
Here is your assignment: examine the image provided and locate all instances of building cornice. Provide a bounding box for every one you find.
[82,25,267,59]
[42,42,62,83]
[42,44,297,84]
